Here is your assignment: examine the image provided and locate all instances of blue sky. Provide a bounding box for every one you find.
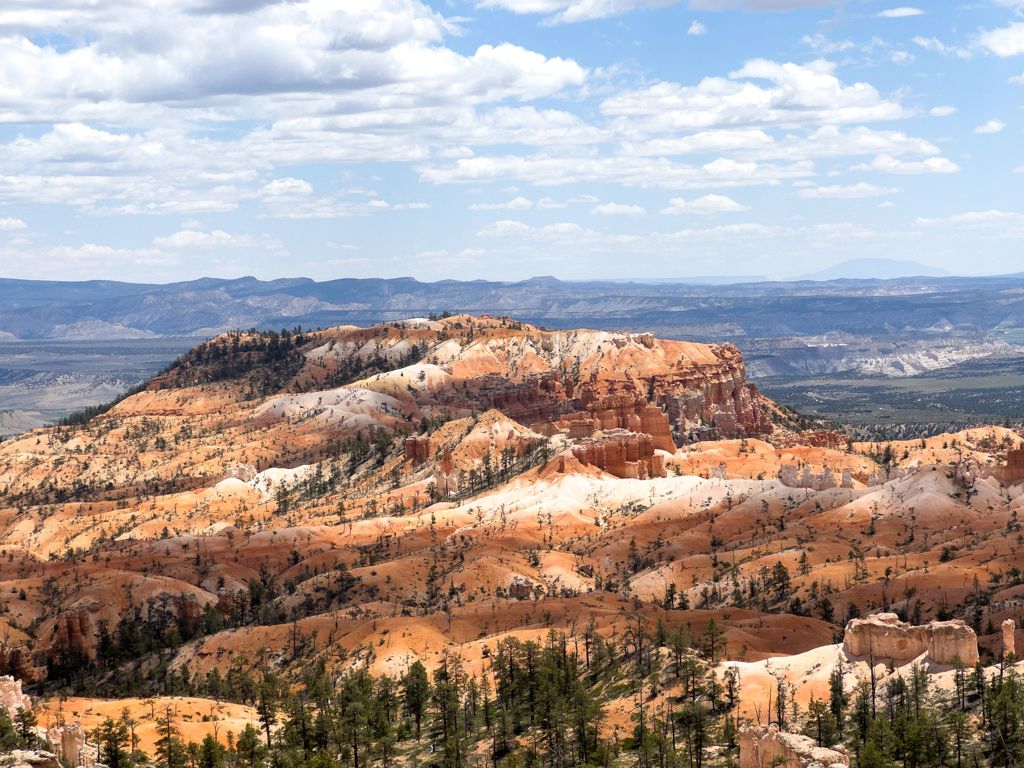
[0,0,1022,282]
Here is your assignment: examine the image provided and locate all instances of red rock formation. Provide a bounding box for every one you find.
[571,430,666,480]
[405,436,431,465]
[991,449,1024,485]
[433,331,772,445]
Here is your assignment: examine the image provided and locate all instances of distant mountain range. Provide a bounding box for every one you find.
[0,270,1023,340]
[798,258,951,281]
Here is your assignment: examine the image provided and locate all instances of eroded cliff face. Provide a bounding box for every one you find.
[425,325,773,443]
[739,724,849,768]
[570,430,665,480]
[844,613,979,666]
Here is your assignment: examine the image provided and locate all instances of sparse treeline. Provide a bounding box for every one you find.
[23,609,1024,768]
[38,616,744,768]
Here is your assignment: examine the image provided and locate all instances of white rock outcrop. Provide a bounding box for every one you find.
[0,675,32,715]
[843,613,979,666]
[47,721,89,767]
[739,724,848,768]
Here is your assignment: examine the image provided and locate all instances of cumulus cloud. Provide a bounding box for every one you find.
[851,154,960,174]
[660,194,750,213]
[0,218,27,229]
[591,203,646,215]
[930,106,957,117]
[688,21,706,35]
[601,59,912,130]
[979,23,1024,57]
[878,7,923,17]
[473,0,842,25]
[975,120,1006,134]
[797,183,901,199]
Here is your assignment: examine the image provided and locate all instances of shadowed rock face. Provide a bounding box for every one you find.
[843,613,979,666]
[739,724,849,768]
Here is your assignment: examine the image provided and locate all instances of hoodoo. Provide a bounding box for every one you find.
[843,613,979,666]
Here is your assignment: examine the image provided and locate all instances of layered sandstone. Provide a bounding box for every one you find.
[739,724,849,768]
[1004,619,1015,658]
[843,613,979,666]
[570,430,665,480]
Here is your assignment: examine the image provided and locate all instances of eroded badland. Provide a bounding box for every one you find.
[1,315,1023,766]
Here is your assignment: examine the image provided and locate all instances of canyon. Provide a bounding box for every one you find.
[0,316,1021,762]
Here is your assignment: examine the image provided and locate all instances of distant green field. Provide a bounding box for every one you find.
[757,356,1024,431]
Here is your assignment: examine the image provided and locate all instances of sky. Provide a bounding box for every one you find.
[0,0,1022,283]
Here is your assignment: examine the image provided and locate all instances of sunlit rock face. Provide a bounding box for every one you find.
[843,613,979,666]
[739,724,849,768]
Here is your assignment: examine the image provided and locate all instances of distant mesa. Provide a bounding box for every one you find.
[590,275,769,285]
[799,258,951,281]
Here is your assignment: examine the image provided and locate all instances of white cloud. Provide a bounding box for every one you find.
[591,203,646,215]
[474,0,842,25]
[620,126,942,163]
[536,197,568,208]
[797,183,901,199]
[852,154,960,174]
[1012,74,1024,85]
[0,217,27,229]
[326,242,359,250]
[878,7,924,17]
[930,106,957,117]
[891,51,913,63]
[801,35,854,54]
[975,120,1006,134]
[915,211,1024,236]
[688,21,706,35]
[501,186,520,193]
[913,36,971,59]
[469,197,534,210]
[601,59,912,130]
[878,201,895,207]
[979,23,1024,58]
[660,194,750,214]
[35,244,177,273]
[152,229,271,249]
[421,154,814,188]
